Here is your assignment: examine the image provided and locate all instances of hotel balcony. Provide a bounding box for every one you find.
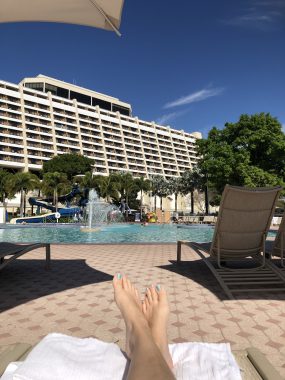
[24,101,49,111]
[124,140,142,147]
[108,163,127,170]
[26,134,53,143]
[85,152,104,159]
[104,142,124,150]
[54,123,77,132]
[0,119,22,128]
[0,154,25,168]
[0,103,21,112]
[82,143,104,151]
[0,95,20,104]
[0,146,24,155]
[93,168,107,174]
[0,128,23,137]
[56,140,79,147]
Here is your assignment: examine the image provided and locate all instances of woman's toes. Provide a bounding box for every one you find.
[146,287,153,302]
[113,273,123,288]
[150,285,158,302]
[157,286,167,301]
[122,276,130,290]
[144,295,150,308]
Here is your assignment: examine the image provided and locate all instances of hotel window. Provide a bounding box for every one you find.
[25,82,44,92]
[70,91,91,105]
[92,97,112,111]
[112,104,130,116]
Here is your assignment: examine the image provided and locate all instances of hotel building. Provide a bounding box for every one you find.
[0,75,201,179]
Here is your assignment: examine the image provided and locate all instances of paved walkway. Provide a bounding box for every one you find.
[0,244,285,377]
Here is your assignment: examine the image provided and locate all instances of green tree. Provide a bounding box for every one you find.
[43,154,93,181]
[167,177,183,212]
[113,172,139,206]
[75,172,98,189]
[8,172,40,217]
[197,113,285,201]
[151,176,169,211]
[180,170,195,214]
[150,175,162,211]
[41,172,70,212]
[135,176,151,217]
[95,175,120,202]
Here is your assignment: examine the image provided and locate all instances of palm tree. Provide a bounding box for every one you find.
[151,175,169,211]
[157,178,169,210]
[181,168,208,214]
[113,172,138,205]
[8,172,40,217]
[135,176,151,218]
[167,177,183,212]
[95,175,120,202]
[41,172,70,212]
[75,172,97,189]
[150,175,162,211]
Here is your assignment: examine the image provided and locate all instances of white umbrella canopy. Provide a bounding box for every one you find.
[0,0,124,36]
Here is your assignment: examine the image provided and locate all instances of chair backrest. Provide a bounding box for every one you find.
[210,185,282,259]
[271,213,285,257]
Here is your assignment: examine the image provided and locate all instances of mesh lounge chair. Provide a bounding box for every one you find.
[0,343,283,380]
[0,242,51,271]
[177,185,285,299]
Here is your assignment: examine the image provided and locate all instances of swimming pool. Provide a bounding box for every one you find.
[0,224,276,244]
[0,224,215,244]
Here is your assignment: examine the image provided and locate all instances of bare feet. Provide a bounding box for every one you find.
[142,284,173,369]
[113,273,148,358]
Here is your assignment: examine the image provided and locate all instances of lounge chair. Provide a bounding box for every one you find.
[0,242,51,271]
[201,215,216,224]
[266,213,285,268]
[0,343,283,380]
[177,185,285,299]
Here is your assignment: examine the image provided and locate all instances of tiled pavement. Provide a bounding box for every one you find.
[0,243,285,378]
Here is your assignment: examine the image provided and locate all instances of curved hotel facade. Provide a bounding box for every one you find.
[0,75,201,178]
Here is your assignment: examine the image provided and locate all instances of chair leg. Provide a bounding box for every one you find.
[45,244,51,270]
[177,241,182,263]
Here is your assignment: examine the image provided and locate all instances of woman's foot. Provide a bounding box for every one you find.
[113,273,149,358]
[142,284,173,369]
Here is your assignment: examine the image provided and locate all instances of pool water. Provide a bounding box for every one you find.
[0,224,216,244]
[0,224,276,244]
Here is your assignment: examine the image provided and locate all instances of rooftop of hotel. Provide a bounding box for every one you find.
[1,243,285,378]
[0,76,202,138]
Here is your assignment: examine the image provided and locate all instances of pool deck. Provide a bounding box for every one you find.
[0,243,285,377]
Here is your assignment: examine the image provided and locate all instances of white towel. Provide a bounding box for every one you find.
[170,342,241,380]
[2,333,241,380]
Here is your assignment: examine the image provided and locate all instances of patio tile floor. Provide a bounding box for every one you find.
[0,243,285,377]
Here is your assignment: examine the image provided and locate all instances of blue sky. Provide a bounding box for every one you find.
[0,0,284,137]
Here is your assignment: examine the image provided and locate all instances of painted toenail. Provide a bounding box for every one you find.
[117,273,122,279]
[156,284,161,291]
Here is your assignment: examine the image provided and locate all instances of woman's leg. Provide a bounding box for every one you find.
[142,284,173,369]
[113,274,175,380]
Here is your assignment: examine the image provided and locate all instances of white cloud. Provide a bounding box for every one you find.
[164,87,224,109]
[225,13,274,27]
[223,0,285,29]
[282,124,285,133]
[156,109,189,125]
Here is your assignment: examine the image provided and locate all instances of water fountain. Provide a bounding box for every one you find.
[81,189,124,231]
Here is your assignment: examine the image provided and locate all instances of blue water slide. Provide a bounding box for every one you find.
[28,197,56,212]
[28,198,80,215]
